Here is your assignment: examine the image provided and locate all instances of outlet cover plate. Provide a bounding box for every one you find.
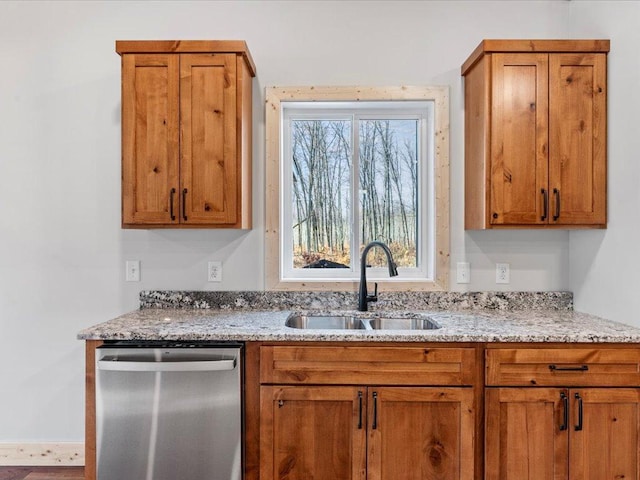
[456,262,470,284]
[208,261,222,282]
[496,263,510,284]
[126,260,140,282]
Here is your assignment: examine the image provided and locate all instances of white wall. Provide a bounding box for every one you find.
[567,1,640,326]
[0,0,623,443]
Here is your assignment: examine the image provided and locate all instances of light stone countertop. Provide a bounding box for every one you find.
[77,308,640,343]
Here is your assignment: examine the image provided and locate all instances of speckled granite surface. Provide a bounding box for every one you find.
[139,290,573,311]
[78,305,640,343]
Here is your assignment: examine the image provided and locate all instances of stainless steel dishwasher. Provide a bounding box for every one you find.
[95,342,242,480]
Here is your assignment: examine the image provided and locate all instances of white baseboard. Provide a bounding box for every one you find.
[0,443,84,466]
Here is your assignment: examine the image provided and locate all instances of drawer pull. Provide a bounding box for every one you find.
[169,188,176,221]
[549,364,589,372]
[559,391,568,431]
[553,188,561,221]
[182,188,188,221]
[372,392,378,430]
[575,392,583,431]
[357,391,363,429]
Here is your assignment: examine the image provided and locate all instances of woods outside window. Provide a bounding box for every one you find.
[266,86,449,291]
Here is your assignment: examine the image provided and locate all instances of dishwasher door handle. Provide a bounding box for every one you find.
[97,358,236,372]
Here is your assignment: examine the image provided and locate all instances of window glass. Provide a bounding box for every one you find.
[359,119,418,268]
[291,119,352,270]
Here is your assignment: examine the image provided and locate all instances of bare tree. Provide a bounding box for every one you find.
[291,117,418,268]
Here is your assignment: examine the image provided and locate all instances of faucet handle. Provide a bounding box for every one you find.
[367,282,379,303]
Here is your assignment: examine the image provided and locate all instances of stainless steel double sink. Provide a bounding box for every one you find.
[285,314,440,331]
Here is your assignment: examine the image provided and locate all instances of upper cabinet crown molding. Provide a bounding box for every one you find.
[461,39,610,75]
[117,40,255,229]
[116,40,257,77]
[462,39,609,230]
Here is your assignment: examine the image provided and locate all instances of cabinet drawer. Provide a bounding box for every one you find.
[260,346,476,386]
[486,348,640,386]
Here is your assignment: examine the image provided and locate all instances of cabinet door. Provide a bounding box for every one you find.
[180,54,238,225]
[122,54,180,225]
[368,387,474,480]
[490,53,549,225]
[260,386,366,480]
[485,388,568,480]
[549,54,607,226]
[569,388,640,480]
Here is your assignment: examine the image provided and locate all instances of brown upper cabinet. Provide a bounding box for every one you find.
[116,41,255,228]
[462,40,609,229]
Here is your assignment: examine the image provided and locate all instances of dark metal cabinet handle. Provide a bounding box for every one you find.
[575,393,583,431]
[553,188,560,221]
[560,391,568,431]
[169,188,176,221]
[549,364,589,372]
[182,188,188,221]
[541,188,548,221]
[372,392,378,430]
[357,391,363,429]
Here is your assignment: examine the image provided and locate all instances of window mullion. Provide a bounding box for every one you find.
[351,114,360,274]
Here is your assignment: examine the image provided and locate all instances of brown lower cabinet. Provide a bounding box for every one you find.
[257,344,478,480]
[260,385,474,480]
[485,347,640,480]
[485,388,640,479]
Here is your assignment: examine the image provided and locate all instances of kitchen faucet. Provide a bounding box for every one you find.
[358,241,399,311]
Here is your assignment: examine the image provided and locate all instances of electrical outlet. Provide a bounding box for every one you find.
[126,260,140,282]
[456,262,470,284]
[208,261,222,282]
[496,263,510,284]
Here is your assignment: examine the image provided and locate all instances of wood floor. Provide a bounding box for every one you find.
[0,467,83,480]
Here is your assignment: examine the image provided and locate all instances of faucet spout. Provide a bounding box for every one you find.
[358,241,398,311]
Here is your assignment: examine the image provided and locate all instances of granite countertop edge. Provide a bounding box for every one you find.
[77,307,640,344]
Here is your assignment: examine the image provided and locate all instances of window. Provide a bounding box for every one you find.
[266,86,449,291]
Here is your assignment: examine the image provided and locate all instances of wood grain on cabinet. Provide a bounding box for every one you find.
[260,385,367,480]
[486,348,640,386]
[244,342,261,480]
[121,54,179,225]
[258,343,478,480]
[548,53,607,225]
[260,345,476,385]
[485,388,568,480]
[486,387,640,480]
[116,40,256,76]
[118,40,254,229]
[464,54,490,230]
[180,53,237,225]
[461,39,610,76]
[260,385,475,480]
[462,39,609,229]
[485,346,640,480]
[84,340,102,480]
[569,388,640,479]
[368,387,475,480]
[490,53,548,226]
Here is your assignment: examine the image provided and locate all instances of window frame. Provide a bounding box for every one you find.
[265,86,450,291]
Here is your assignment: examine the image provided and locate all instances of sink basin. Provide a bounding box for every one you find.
[369,317,439,330]
[285,314,440,330]
[285,315,366,330]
